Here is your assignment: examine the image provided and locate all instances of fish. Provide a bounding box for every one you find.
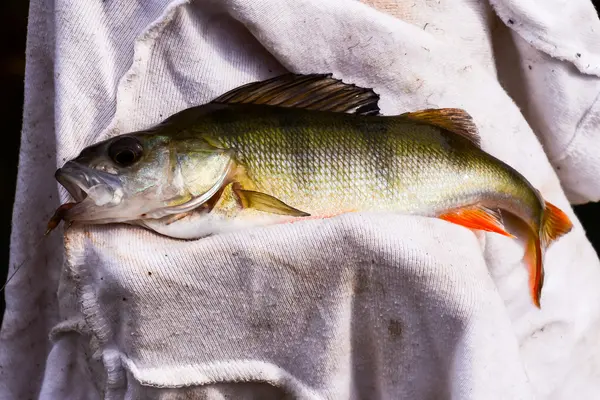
[51,73,573,308]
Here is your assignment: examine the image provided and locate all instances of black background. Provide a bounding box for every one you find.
[0,1,599,319]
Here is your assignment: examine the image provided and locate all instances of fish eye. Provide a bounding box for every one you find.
[108,137,144,167]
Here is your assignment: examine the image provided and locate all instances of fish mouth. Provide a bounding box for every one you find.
[55,170,87,202]
[55,161,121,205]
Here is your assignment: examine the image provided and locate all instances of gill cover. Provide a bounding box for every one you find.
[143,138,235,219]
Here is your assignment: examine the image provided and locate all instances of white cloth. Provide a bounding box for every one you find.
[2,0,600,398]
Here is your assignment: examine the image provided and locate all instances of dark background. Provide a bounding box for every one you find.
[0,1,599,318]
[1,0,28,316]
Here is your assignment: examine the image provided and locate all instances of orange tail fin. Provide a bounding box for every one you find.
[541,201,573,248]
[440,201,572,308]
[524,235,543,308]
[524,201,573,308]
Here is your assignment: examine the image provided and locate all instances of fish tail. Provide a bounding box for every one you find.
[525,201,573,308]
[540,201,573,249]
[524,234,543,308]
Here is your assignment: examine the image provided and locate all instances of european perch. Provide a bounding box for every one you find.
[48,73,573,308]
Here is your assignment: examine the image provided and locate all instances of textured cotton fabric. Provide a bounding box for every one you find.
[2,0,600,399]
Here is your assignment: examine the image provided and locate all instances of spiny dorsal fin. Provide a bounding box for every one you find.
[399,108,481,146]
[211,73,381,116]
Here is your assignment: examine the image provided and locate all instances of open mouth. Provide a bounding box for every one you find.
[55,161,119,205]
[55,168,89,202]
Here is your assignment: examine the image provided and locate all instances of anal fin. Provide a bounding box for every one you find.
[438,206,515,238]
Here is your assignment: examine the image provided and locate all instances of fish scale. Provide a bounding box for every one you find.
[192,104,518,218]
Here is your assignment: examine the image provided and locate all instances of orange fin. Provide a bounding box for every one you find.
[524,235,543,308]
[439,206,515,238]
[541,201,573,249]
[398,108,480,146]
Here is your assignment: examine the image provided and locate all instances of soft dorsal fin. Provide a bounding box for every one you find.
[211,73,381,116]
[398,108,481,146]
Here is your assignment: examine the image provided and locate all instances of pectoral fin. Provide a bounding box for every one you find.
[234,187,310,217]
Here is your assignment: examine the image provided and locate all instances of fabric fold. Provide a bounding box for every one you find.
[2,0,600,399]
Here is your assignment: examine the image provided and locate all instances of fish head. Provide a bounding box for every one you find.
[54,132,233,225]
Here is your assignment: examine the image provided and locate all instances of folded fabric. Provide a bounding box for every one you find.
[2,0,600,399]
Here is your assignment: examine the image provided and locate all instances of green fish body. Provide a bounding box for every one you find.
[52,74,573,307]
[185,103,537,223]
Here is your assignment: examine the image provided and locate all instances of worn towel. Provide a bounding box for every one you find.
[2,0,600,398]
